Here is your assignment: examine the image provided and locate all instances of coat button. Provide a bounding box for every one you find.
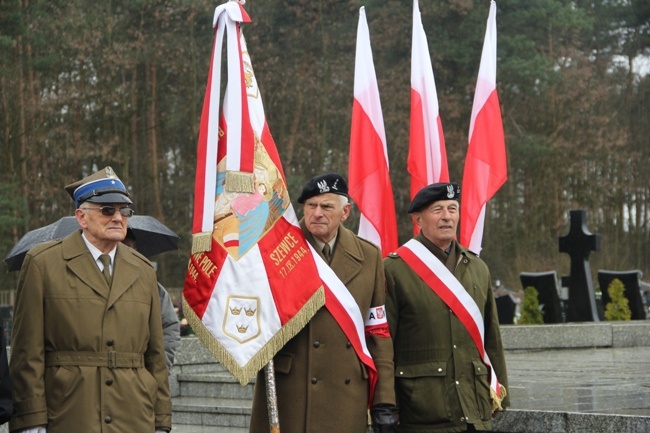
[106,339,114,346]
[311,377,318,384]
[345,377,351,384]
[460,417,465,422]
[313,341,320,348]
[106,379,113,386]
[346,341,352,348]
[104,416,112,424]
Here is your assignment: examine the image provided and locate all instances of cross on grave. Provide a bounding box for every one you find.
[558,209,601,322]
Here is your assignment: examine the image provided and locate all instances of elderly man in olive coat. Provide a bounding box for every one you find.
[384,182,509,433]
[10,167,171,433]
[249,173,398,433]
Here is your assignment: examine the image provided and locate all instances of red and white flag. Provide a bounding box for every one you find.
[348,6,398,257]
[460,0,507,254]
[183,2,377,393]
[409,0,448,233]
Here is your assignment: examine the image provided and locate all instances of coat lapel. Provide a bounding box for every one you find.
[107,244,143,308]
[62,232,145,306]
[327,226,365,286]
[63,231,111,300]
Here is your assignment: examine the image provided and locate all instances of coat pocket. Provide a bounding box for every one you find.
[394,361,450,425]
[273,352,294,375]
[472,360,492,421]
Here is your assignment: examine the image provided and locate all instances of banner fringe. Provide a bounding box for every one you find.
[191,232,213,254]
[225,171,255,193]
[182,287,325,385]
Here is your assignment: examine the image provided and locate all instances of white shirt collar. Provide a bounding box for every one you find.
[81,233,116,270]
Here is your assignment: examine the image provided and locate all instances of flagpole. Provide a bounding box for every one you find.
[264,360,281,433]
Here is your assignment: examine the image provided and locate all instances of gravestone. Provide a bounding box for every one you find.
[519,271,564,323]
[495,294,516,324]
[598,270,647,320]
[558,210,601,322]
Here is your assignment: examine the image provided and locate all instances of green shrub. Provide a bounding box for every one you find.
[518,286,544,325]
[604,278,632,321]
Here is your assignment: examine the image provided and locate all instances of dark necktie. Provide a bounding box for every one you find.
[99,254,112,285]
[322,243,332,263]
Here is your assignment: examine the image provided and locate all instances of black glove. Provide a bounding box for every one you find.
[371,403,399,433]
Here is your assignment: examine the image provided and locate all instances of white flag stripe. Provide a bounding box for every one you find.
[468,1,497,142]
[224,17,243,171]
[355,7,388,164]
[411,0,444,182]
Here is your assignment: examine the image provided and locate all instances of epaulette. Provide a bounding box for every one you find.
[124,246,155,269]
[27,239,62,258]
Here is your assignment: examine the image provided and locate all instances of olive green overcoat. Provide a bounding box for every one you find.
[249,223,395,433]
[384,237,509,433]
[9,230,172,433]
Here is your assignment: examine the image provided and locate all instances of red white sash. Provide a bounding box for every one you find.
[397,239,505,408]
[307,242,381,405]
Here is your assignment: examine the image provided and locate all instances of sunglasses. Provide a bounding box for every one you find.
[81,206,135,218]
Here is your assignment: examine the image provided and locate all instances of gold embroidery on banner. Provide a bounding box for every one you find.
[186,252,219,283]
[223,296,260,344]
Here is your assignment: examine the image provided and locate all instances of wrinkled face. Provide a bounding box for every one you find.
[75,202,130,252]
[303,193,350,243]
[413,199,459,251]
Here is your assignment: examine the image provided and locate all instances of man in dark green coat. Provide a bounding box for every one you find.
[384,182,509,433]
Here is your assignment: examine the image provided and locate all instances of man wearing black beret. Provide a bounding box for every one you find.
[384,182,509,432]
[250,173,398,433]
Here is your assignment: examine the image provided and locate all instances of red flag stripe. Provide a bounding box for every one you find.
[349,101,398,255]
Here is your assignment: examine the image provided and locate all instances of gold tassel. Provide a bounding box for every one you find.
[182,287,326,385]
[490,384,508,412]
[225,171,255,193]
[191,232,213,254]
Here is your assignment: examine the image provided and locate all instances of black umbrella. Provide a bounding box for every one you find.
[4,215,180,272]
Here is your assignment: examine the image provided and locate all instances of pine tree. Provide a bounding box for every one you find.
[604,278,632,321]
[518,287,544,325]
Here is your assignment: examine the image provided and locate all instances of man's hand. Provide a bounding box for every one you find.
[371,403,399,433]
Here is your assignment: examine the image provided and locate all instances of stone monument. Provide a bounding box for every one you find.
[519,271,563,323]
[597,269,647,320]
[558,209,601,322]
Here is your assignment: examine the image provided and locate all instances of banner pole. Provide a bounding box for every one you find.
[264,360,281,433]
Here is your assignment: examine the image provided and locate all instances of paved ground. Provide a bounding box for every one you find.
[505,346,650,416]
